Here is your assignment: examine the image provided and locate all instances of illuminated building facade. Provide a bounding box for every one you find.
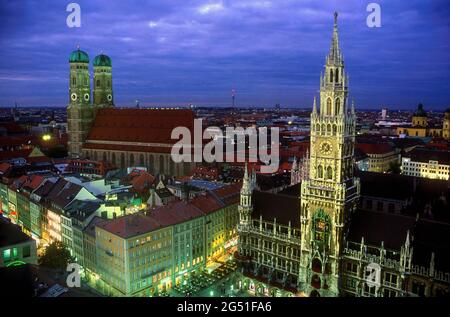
[92,184,240,296]
[396,104,444,138]
[401,148,450,180]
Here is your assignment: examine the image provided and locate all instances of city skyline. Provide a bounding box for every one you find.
[0,0,449,109]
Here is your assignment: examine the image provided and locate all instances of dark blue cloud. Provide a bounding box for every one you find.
[0,0,448,109]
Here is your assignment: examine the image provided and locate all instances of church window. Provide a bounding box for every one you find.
[130,154,135,167]
[333,124,337,135]
[159,155,165,173]
[120,153,125,168]
[330,69,333,83]
[140,154,145,166]
[96,80,100,88]
[317,165,323,178]
[335,68,339,82]
[72,77,76,85]
[149,155,155,174]
[335,98,340,114]
[108,81,111,87]
[327,124,331,134]
[326,98,332,115]
[321,124,326,135]
[326,166,333,179]
[316,124,320,133]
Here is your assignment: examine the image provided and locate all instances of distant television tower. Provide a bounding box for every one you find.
[231,89,236,108]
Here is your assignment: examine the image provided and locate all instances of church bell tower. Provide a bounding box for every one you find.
[299,12,360,297]
[67,47,95,158]
[93,53,114,107]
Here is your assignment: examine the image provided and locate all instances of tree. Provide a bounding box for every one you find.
[39,241,73,271]
[387,161,401,174]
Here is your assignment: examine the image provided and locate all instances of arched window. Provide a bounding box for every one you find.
[111,153,116,165]
[330,69,333,83]
[103,152,107,162]
[312,258,322,273]
[159,155,165,174]
[335,69,339,83]
[326,98,332,116]
[72,77,76,85]
[316,124,320,133]
[327,166,333,179]
[335,98,340,115]
[333,124,337,135]
[169,159,175,176]
[327,124,331,133]
[149,155,154,174]
[140,154,144,166]
[321,124,326,135]
[96,80,100,88]
[317,165,323,178]
[130,154,135,167]
[108,81,111,87]
[120,153,125,168]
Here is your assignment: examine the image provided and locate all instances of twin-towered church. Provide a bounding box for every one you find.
[66,49,195,176]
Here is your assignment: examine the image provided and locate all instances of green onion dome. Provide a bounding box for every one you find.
[93,54,112,67]
[69,49,89,63]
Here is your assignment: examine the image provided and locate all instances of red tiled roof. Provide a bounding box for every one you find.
[0,135,34,147]
[356,143,395,155]
[85,108,195,145]
[0,122,25,134]
[98,213,162,239]
[0,148,33,161]
[123,169,156,193]
[149,200,204,226]
[0,162,11,174]
[190,193,223,214]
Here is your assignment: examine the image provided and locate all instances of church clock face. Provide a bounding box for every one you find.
[107,94,112,101]
[320,141,333,156]
[84,93,90,101]
[71,93,77,101]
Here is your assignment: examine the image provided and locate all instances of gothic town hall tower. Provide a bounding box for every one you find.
[299,12,360,297]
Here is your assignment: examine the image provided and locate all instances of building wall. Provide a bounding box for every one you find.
[83,149,195,177]
[402,158,449,180]
[0,240,37,268]
[172,217,205,285]
[368,151,399,173]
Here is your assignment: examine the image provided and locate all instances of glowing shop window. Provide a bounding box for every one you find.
[3,249,11,260]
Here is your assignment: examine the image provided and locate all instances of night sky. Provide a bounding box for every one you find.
[0,0,449,109]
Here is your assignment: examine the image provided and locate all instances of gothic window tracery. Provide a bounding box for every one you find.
[326,166,333,180]
[326,98,332,115]
[318,165,323,178]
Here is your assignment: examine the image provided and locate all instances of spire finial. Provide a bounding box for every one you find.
[313,96,317,114]
[76,44,80,50]
[327,11,341,64]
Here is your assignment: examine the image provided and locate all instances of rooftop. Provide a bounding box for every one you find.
[0,217,34,248]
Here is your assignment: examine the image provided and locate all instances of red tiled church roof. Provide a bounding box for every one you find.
[85,108,195,145]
